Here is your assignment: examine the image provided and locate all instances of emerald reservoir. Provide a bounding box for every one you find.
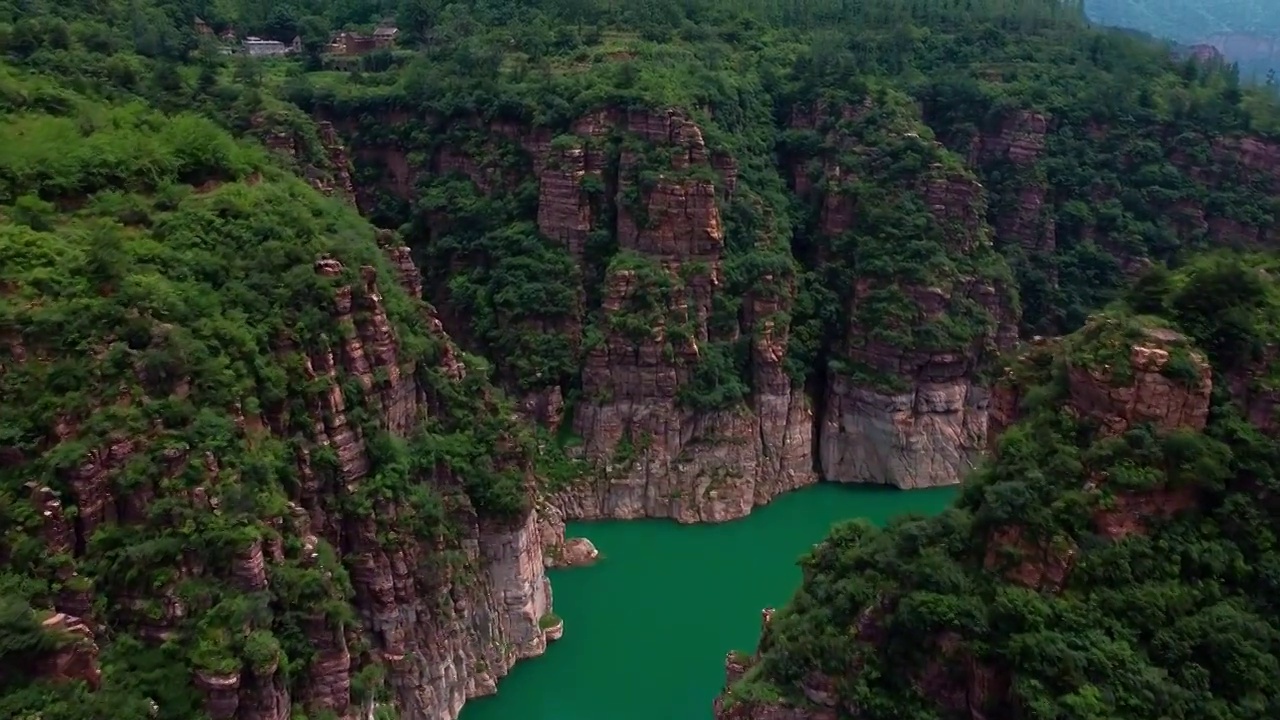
[460,484,957,720]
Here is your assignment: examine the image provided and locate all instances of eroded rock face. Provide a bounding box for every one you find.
[984,323,1211,587]
[331,101,1028,508]
[285,253,564,720]
[475,108,808,522]
[9,241,563,720]
[375,508,557,720]
[1065,332,1212,438]
[36,614,102,691]
[255,115,357,204]
[820,373,991,489]
[953,108,1280,323]
[356,109,802,520]
[790,103,1018,490]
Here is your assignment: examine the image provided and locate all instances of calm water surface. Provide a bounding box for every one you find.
[460,483,956,720]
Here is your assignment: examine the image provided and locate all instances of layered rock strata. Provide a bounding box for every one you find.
[789,101,1019,489]
[342,107,815,522]
[560,110,814,521]
[10,239,563,720]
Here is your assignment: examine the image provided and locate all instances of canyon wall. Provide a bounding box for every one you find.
[7,227,565,720]
[329,98,1022,508]
[553,109,815,521]
[786,101,1019,490]
[936,105,1280,334]
[318,88,1280,516]
[336,107,818,522]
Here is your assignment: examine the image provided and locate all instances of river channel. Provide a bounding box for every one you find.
[461,483,956,720]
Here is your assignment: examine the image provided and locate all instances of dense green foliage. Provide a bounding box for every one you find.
[735,254,1280,718]
[279,0,1280,413]
[0,50,538,720]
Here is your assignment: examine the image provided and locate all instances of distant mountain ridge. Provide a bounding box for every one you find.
[1084,0,1279,78]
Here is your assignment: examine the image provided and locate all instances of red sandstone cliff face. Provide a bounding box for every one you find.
[10,240,563,720]
[984,324,1211,590]
[961,109,1280,299]
[969,110,1056,261]
[34,613,103,690]
[255,114,357,203]
[339,107,812,523]
[557,109,812,522]
[790,101,1019,490]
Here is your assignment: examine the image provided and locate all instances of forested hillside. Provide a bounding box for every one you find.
[720,255,1280,719]
[5,0,1280,719]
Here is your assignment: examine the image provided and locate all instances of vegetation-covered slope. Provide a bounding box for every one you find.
[276,0,1280,403]
[0,55,563,719]
[722,253,1280,719]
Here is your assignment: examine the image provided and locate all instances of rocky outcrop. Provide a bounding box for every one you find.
[36,613,102,690]
[713,609,838,720]
[717,317,1220,720]
[353,107,815,522]
[255,115,357,204]
[283,251,564,720]
[327,99,1033,507]
[376,509,556,720]
[546,109,814,522]
[820,372,991,489]
[1064,331,1212,438]
[790,101,1018,489]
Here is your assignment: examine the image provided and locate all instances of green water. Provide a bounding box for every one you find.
[459,483,956,720]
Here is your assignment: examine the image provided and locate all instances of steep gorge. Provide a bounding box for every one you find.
[311,76,1280,522]
[8,2,1280,718]
[314,98,1024,517]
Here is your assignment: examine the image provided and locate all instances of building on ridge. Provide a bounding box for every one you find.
[328,31,377,56]
[242,36,294,57]
[373,25,399,48]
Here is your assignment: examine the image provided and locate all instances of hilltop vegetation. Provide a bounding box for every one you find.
[281,0,1280,402]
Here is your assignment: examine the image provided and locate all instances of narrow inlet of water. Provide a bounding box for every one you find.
[460,483,957,720]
